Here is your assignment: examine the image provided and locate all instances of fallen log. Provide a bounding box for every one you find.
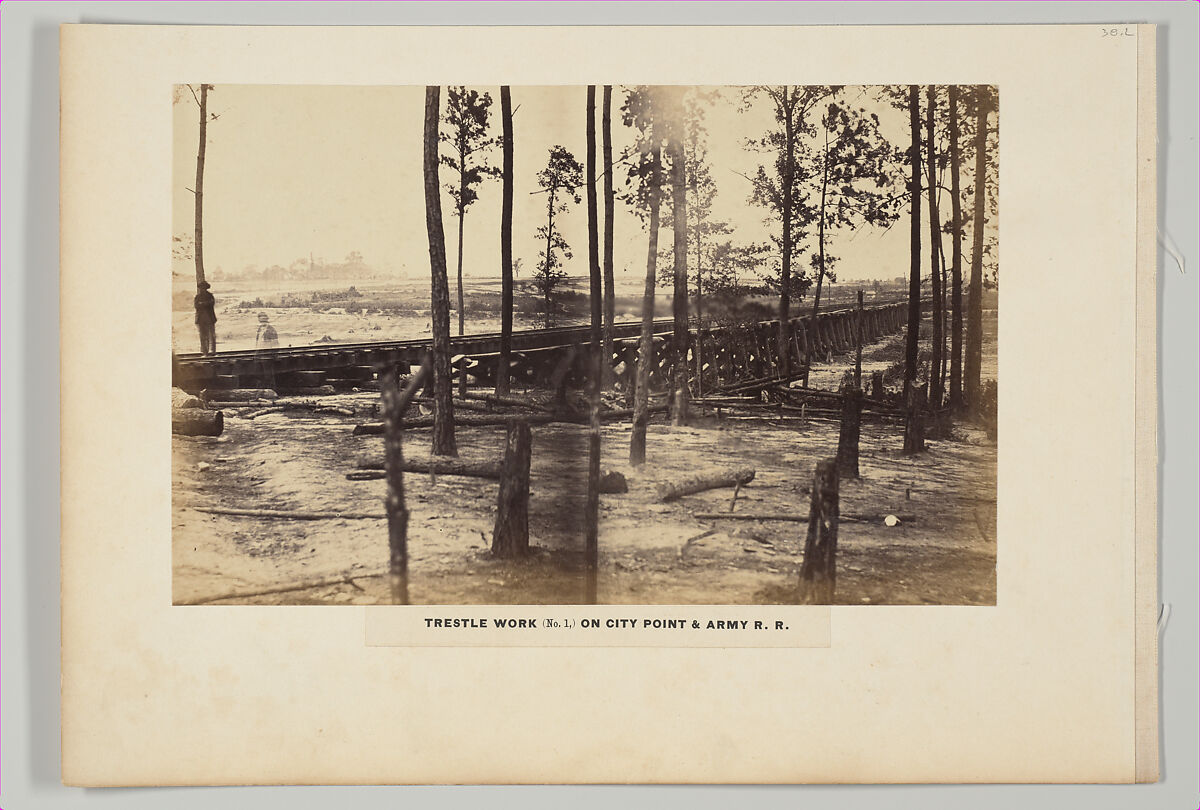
[656,467,756,502]
[351,403,669,434]
[202,388,278,401]
[193,506,384,520]
[597,404,668,421]
[695,399,775,409]
[353,413,563,434]
[174,567,380,606]
[352,457,502,479]
[714,370,809,396]
[172,409,224,437]
[244,402,358,420]
[697,400,902,420]
[692,511,916,524]
[417,396,494,413]
[275,385,337,397]
[462,392,553,412]
[778,387,900,412]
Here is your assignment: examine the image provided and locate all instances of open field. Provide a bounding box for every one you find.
[172,313,998,606]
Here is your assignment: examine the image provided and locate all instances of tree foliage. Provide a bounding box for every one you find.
[806,97,903,313]
[741,85,838,306]
[439,86,501,215]
[532,145,584,327]
[619,85,671,222]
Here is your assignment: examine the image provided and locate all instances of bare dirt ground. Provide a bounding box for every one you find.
[172,314,998,607]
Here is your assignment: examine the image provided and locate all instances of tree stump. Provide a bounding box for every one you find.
[871,371,884,400]
[798,459,839,604]
[491,421,532,557]
[902,382,927,455]
[836,388,862,479]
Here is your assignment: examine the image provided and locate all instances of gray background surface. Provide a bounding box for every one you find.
[3,2,1196,807]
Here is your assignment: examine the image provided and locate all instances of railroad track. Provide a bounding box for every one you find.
[173,299,912,392]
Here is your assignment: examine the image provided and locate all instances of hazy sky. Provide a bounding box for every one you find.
[172,85,955,290]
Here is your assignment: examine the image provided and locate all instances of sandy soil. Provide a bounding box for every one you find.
[172,318,998,607]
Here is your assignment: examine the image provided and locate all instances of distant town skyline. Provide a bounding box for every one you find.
[173,84,988,291]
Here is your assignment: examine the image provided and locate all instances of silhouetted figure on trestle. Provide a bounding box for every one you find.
[194,281,217,355]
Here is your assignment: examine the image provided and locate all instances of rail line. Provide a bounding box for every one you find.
[173,298,914,392]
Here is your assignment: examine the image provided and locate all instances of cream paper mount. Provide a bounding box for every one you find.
[60,23,1157,784]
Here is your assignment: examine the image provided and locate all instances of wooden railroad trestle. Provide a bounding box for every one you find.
[172,302,909,395]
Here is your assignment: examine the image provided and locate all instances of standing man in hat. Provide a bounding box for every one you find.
[194,281,217,355]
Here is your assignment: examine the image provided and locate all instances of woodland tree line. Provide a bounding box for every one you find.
[183,83,998,464]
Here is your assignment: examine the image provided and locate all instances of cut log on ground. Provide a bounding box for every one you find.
[193,506,384,520]
[354,413,562,434]
[173,409,224,436]
[353,457,502,479]
[174,567,381,606]
[656,467,755,502]
[777,387,899,413]
[275,385,337,397]
[462,392,553,412]
[418,396,494,413]
[352,403,668,434]
[244,402,359,420]
[714,370,809,396]
[202,388,278,401]
[693,511,916,524]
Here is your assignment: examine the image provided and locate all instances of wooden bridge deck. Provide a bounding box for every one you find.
[173,301,910,394]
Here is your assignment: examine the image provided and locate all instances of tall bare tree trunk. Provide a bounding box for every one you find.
[542,197,556,329]
[904,85,923,387]
[668,92,690,426]
[496,86,514,396]
[630,139,662,466]
[584,86,602,581]
[423,86,457,456]
[693,199,704,396]
[926,86,944,409]
[937,235,949,396]
[193,84,208,290]
[777,87,794,377]
[601,85,616,387]
[948,86,964,411]
[810,126,831,324]
[456,193,467,396]
[456,181,466,337]
[964,88,989,411]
